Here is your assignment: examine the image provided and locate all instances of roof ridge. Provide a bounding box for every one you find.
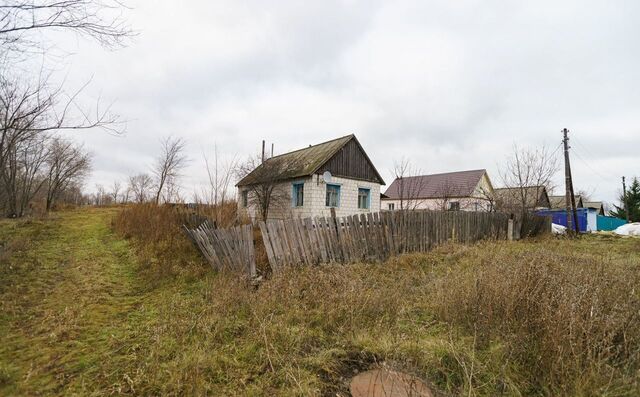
[265,133,354,161]
[398,169,486,179]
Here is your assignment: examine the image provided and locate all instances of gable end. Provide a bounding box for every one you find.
[316,137,384,184]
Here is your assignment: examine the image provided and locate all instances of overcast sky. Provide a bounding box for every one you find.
[51,0,640,204]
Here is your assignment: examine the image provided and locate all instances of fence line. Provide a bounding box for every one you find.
[184,222,256,276]
[259,210,511,272]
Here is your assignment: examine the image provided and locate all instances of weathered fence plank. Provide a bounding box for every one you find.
[186,209,537,276]
[256,210,512,269]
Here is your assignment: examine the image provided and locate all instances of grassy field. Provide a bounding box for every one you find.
[1,208,639,396]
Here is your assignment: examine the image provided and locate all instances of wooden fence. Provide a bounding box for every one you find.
[259,210,511,272]
[184,222,256,276]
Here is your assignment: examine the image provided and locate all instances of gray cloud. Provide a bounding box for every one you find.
[46,0,640,203]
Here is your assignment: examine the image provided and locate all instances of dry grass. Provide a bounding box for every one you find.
[425,239,640,395]
[112,203,208,280]
[2,208,640,396]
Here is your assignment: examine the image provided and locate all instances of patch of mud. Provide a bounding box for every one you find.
[350,368,434,397]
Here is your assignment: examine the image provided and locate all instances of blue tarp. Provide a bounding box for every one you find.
[597,215,627,231]
[536,208,588,232]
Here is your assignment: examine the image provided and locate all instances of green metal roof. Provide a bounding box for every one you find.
[237,134,359,186]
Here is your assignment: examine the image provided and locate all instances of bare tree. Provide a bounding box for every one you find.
[0,69,120,217]
[390,157,428,210]
[152,136,188,204]
[44,138,91,211]
[576,188,593,202]
[1,130,49,216]
[477,184,497,212]
[432,177,466,211]
[0,0,132,57]
[121,185,130,203]
[199,143,238,222]
[94,183,106,206]
[236,155,290,221]
[128,173,152,204]
[110,180,120,203]
[497,144,559,215]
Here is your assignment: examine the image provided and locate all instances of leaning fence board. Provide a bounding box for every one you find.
[184,223,257,275]
[253,210,516,270]
[187,209,535,276]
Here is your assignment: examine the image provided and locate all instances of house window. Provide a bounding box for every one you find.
[292,182,304,207]
[326,184,340,207]
[388,203,395,210]
[241,190,248,207]
[449,201,460,211]
[358,188,370,209]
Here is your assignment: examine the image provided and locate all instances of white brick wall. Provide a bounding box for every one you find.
[238,174,381,221]
[381,197,492,211]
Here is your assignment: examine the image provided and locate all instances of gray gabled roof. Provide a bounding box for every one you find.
[549,195,584,209]
[495,186,551,209]
[584,201,605,215]
[383,169,488,200]
[236,134,384,186]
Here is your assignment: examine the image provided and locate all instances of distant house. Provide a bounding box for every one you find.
[494,186,551,212]
[549,195,584,210]
[236,134,385,221]
[584,201,605,216]
[381,169,495,211]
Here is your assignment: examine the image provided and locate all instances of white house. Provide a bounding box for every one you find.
[381,169,495,211]
[236,134,385,221]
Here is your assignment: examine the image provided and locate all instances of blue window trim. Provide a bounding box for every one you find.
[358,187,371,209]
[291,181,304,207]
[325,183,341,207]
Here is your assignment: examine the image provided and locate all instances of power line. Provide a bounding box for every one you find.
[571,147,615,183]
[571,136,620,179]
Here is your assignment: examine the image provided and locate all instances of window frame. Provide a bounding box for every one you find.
[388,203,395,210]
[449,201,460,211]
[325,183,341,208]
[291,181,304,207]
[241,190,248,207]
[357,187,371,210]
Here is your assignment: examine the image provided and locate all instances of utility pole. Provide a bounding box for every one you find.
[622,176,630,223]
[562,128,579,234]
[261,140,265,163]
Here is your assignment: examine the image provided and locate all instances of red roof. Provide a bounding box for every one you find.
[383,169,487,200]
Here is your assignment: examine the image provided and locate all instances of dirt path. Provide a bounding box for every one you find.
[0,209,146,395]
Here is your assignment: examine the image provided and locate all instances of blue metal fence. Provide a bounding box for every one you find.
[597,215,627,231]
[536,208,588,232]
